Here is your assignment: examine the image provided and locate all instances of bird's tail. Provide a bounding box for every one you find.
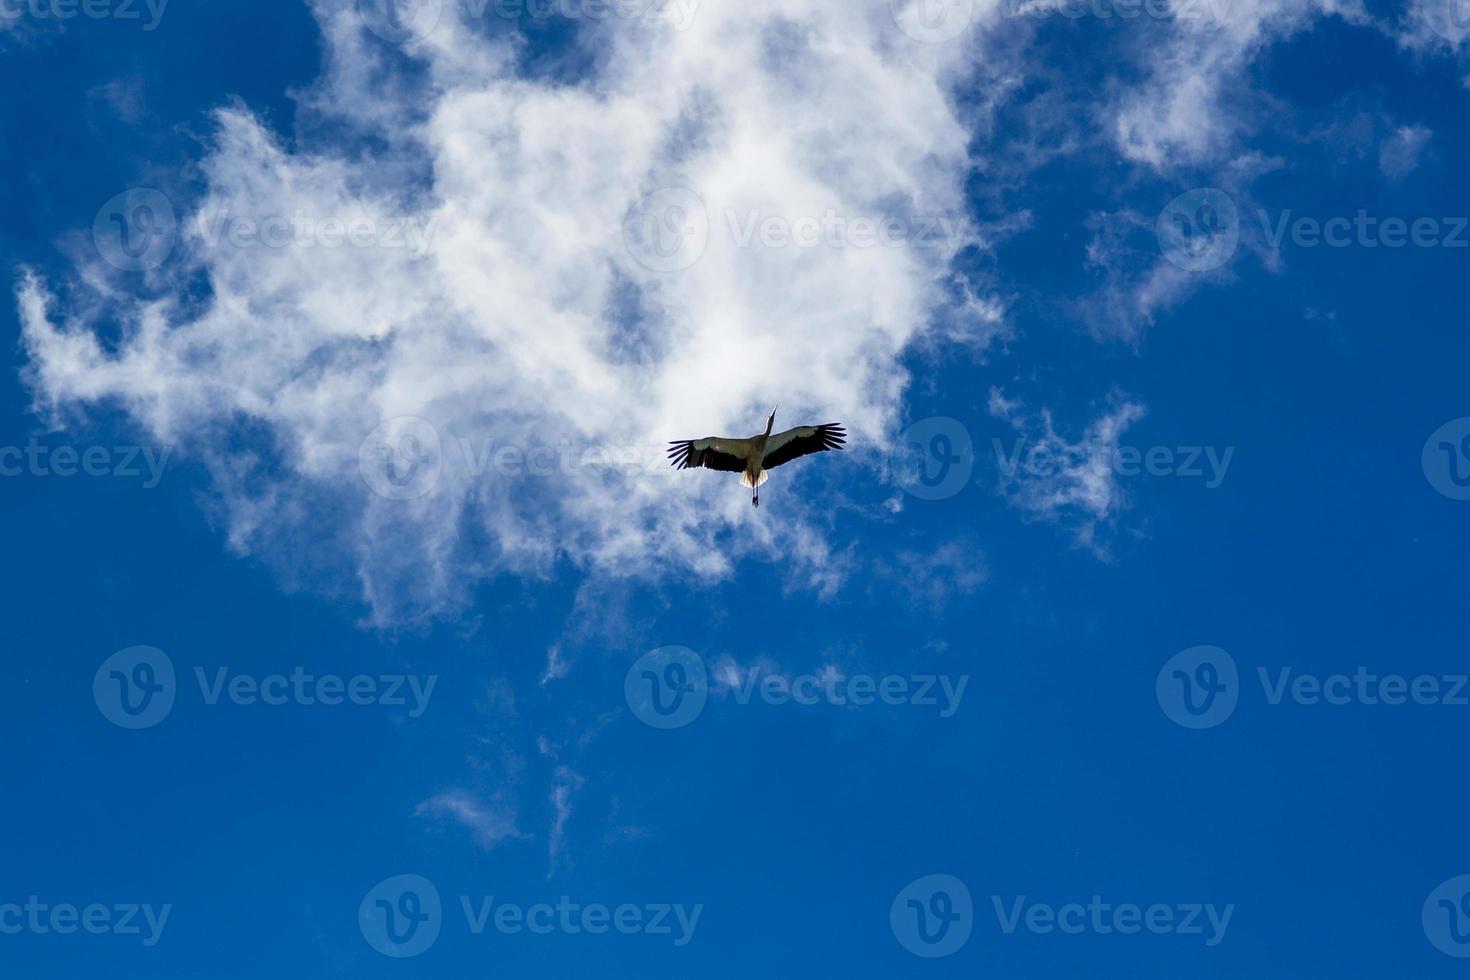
[740,469,769,489]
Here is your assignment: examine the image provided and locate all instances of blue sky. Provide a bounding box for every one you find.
[4,0,1470,975]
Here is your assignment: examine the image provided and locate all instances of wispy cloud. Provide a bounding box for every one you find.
[884,541,988,608]
[540,645,570,687]
[548,766,584,872]
[414,789,524,850]
[1109,0,1371,171]
[988,388,1147,552]
[1378,124,1433,179]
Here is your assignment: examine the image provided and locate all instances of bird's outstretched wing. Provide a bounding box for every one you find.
[667,437,751,473]
[762,424,846,469]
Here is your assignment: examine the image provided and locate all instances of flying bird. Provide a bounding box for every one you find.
[667,408,846,507]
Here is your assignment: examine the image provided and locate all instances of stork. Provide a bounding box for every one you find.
[667,408,846,507]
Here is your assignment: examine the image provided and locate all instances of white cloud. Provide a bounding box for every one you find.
[1078,206,1204,341]
[709,652,778,695]
[16,0,1426,621]
[1067,2,1383,343]
[1110,0,1370,170]
[19,0,990,624]
[884,540,987,607]
[540,645,570,686]
[415,788,524,849]
[1378,124,1432,178]
[89,75,147,124]
[548,765,583,871]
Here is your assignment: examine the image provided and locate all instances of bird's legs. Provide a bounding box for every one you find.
[752,488,759,507]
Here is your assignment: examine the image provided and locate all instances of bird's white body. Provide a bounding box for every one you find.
[739,467,769,489]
